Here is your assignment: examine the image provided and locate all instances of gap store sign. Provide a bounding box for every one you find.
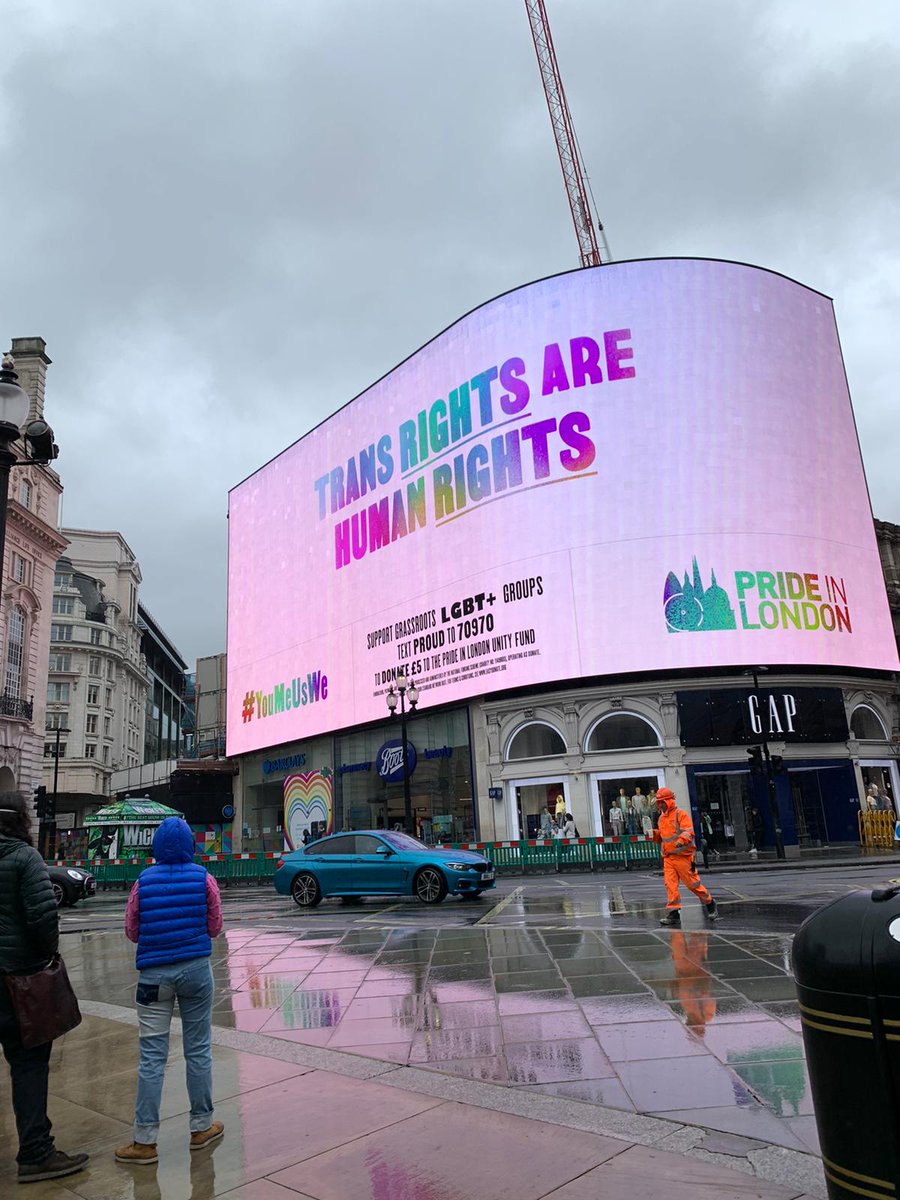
[227,258,898,755]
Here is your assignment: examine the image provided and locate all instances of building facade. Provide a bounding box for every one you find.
[139,602,187,763]
[44,531,147,824]
[0,338,67,826]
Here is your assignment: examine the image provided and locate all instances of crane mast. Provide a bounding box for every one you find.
[524,0,611,267]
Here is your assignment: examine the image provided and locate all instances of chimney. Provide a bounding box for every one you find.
[9,336,51,422]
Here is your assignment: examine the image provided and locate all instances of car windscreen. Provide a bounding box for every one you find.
[381,831,428,852]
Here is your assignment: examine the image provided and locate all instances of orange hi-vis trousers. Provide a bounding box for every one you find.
[663,853,712,910]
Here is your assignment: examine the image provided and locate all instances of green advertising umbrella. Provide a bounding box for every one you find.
[85,798,185,859]
[84,799,183,825]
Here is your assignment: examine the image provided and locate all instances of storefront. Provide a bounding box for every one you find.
[234,707,477,849]
[335,707,476,844]
[475,675,898,850]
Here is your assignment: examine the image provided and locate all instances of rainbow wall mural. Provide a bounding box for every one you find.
[283,769,334,851]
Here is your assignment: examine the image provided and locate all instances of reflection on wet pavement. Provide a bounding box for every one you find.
[53,906,814,1153]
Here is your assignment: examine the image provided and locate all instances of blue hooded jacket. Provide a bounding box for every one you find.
[136,817,211,969]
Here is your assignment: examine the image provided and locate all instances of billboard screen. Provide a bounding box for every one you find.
[227,258,897,755]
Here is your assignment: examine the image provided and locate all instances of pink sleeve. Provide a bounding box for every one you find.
[206,874,223,937]
[125,882,140,942]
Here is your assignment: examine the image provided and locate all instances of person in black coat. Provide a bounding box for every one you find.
[0,793,88,1184]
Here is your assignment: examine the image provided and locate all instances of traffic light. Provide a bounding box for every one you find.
[771,755,785,775]
[747,746,764,776]
[34,785,47,819]
[45,791,56,821]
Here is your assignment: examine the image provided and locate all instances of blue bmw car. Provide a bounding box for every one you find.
[274,830,496,906]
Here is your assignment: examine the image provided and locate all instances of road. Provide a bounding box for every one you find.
[60,859,899,937]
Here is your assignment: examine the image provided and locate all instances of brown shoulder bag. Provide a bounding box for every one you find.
[4,955,82,1049]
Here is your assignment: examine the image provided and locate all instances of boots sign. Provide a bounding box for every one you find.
[677,686,849,747]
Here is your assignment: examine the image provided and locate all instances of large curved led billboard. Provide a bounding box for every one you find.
[227,258,897,755]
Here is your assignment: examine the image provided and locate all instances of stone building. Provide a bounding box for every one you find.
[43,531,147,824]
[0,337,66,818]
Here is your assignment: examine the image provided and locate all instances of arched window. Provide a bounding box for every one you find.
[506,722,566,760]
[5,607,26,699]
[587,713,661,752]
[851,705,888,741]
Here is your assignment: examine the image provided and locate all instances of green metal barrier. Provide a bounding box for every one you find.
[625,837,661,868]
[556,839,593,871]
[591,838,629,871]
[521,840,558,873]
[486,843,522,875]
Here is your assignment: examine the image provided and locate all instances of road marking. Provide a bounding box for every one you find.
[355,904,401,923]
[475,886,523,925]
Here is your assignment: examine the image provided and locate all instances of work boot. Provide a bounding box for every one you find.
[705,898,719,921]
[18,1150,89,1183]
[115,1142,158,1165]
[659,909,681,926]
[190,1122,225,1152]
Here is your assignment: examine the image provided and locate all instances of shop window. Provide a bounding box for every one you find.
[5,606,26,699]
[506,722,566,760]
[850,705,888,741]
[587,713,660,752]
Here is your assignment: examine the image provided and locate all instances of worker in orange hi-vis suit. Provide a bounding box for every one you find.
[653,788,718,926]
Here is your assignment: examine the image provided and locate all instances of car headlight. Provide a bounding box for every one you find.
[445,862,473,872]
[66,870,84,881]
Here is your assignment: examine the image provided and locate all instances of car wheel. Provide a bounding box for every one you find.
[50,880,65,907]
[290,872,322,907]
[414,867,447,904]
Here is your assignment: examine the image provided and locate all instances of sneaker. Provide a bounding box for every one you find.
[190,1122,224,1152]
[18,1150,89,1183]
[659,909,681,926]
[706,898,719,921]
[114,1142,158,1165]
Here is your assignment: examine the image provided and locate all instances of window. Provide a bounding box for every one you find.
[49,653,71,672]
[19,480,32,509]
[305,836,353,855]
[104,716,111,736]
[47,682,70,704]
[46,711,69,730]
[107,661,115,680]
[11,554,28,584]
[105,687,113,707]
[85,714,98,734]
[90,628,103,645]
[102,745,109,764]
[851,705,888,741]
[85,743,96,759]
[5,606,26,698]
[354,835,387,855]
[51,623,73,642]
[52,597,75,615]
[506,722,566,760]
[89,656,101,676]
[587,714,661,752]
[87,685,99,705]
[44,741,66,758]
[54,570,72,589]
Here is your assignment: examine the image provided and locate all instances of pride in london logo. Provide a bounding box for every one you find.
[664,558,852,634]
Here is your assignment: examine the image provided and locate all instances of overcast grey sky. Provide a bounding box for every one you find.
[1,0,897,664]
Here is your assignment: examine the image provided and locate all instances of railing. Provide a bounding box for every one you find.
[0,692,33,720]
[48,837,662,887]
[858,810,897,850]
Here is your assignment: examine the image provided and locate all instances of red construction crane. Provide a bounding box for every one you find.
[524,0,611,267]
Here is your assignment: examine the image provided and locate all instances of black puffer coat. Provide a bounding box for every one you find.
[0,836,59,973]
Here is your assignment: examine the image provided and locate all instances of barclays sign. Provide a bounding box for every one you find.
[375,739,417,783]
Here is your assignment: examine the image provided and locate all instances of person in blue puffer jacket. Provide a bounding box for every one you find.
[115,817,223,1165]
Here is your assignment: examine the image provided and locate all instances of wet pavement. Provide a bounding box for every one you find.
[1,872,844,1196]
[51,884,823,1159]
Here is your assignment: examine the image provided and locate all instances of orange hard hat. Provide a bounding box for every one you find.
[656,787,675,805]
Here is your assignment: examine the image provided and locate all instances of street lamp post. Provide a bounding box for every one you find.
[386,671,419,834]
[748,667,786,860]
[43,725,70,860]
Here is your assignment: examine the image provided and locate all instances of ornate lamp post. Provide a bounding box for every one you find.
[385,671,419,834]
